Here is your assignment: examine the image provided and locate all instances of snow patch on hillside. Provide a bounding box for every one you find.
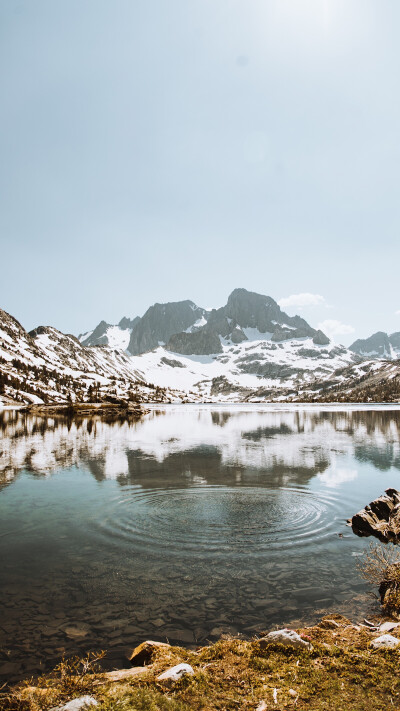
[105,326,131,350]
[129,335,357,401]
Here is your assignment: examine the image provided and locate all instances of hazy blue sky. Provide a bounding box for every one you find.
[1,0,399,344]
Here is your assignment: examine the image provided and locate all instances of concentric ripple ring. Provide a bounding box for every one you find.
[93,485,343,557]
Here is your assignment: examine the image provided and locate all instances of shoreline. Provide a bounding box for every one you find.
[1,400,400,414]
[4,610,400,710]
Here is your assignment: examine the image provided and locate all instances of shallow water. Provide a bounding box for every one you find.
[1,404,400,683]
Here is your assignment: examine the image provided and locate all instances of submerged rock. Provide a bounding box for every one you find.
[349,488,400,543]
[258,628,313,651]
[62,624,90,640]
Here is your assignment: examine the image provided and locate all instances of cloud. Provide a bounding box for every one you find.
[278,293,326,309]
[317,319,355,339]
[396,310,400,316]
[317,467,358,488]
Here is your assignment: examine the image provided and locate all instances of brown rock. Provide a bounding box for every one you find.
[126,640,170,665]
[103,667,148,681]
[349,489,400,543]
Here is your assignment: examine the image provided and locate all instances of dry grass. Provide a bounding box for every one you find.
[3,615,400,711]
[356,542,400,587]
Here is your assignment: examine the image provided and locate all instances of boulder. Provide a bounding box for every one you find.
[313,330,330,346]
[258,628,313,651]
[156,663,194,682]
[127,640,170,665]
[370,634,400,649]
[348,489,400,543]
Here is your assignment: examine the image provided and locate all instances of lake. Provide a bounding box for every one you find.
[1,404,400,683]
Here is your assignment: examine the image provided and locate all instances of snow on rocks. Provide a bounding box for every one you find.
[370,634,400,649]
[49,696,98,711]
[128,332,357,402]
[156,663,195,682]
[259,629,313,651]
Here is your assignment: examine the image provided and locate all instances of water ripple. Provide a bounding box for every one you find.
[93,485,345,556]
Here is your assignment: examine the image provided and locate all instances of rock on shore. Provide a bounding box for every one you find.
[349,488,400,543]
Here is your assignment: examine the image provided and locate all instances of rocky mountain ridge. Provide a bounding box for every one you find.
[79,316,140,348]
[1,288,399,405]
[0,308,174,406]
[350,331,400,359]
[166,288,329,356]
[79,289,329,357]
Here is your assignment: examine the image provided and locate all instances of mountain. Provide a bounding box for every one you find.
[79,316,140,349]
[167,288,329,356]
[82,288,330,360]
[127,300,207,355]
[128,289,359,400]
[0,308,171,405]
[4,288,397,405]
[349,331,400,359]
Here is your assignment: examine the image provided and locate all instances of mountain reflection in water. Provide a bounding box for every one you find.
[0,405,400,684]
[1,406,400,488]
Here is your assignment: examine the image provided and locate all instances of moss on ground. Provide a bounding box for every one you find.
[3,614,400,711]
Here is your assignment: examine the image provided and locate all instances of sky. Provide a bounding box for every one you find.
[0,0,399,345]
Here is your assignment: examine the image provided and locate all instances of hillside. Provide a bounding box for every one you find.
[293,359,400,403]
[0,308,173,405]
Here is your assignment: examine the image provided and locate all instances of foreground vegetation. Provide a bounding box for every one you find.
[3,613,400,711]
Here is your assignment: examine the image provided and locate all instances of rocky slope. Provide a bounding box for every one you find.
[0,308,174,405]
[350,331,400,359]
[293,359,400,403]
[129,335,359,401]
[79,316,140,349]
[127,300,207,355]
